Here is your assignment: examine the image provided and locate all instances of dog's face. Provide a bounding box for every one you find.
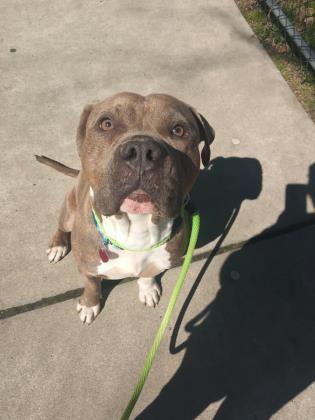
[77,92,214,219]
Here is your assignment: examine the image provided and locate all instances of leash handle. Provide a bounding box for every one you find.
[120,211,200,420]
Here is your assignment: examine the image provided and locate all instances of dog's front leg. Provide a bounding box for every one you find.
[46,187,76,263]
[137,277,161,308]
[77,276,102,324]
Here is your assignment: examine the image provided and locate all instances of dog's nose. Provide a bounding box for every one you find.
[119,137,166,171]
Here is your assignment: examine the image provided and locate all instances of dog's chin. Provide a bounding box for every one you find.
[95,187,181,218]
[119,189,183,219]
[120,189,155,214]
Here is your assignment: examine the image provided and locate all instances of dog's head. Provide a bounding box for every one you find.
[77,92,215,218]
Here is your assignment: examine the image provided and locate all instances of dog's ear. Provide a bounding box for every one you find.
[76,104,94,157]
[191,109,215,169]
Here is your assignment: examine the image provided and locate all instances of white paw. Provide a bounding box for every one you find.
[138,280,161,308]
[76,302,101,325]
[46,245,68,263]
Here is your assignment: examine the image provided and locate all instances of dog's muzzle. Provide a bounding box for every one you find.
[95,135,182,217]
[116,136,168,214]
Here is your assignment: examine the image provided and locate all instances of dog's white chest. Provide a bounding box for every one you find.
[96,245,171,278]
[96,212,173,279]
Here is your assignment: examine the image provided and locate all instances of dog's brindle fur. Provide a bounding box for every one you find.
[43,92,214,324]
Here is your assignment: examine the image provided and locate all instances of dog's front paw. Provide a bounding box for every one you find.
[46,245,68,263]
[137,277,161,308]
[76,302,101,324]
[46,230,71,263]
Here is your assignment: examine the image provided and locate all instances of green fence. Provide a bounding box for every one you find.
[260,0,315,72]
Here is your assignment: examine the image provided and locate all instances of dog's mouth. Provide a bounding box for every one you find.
[120,189,155,214]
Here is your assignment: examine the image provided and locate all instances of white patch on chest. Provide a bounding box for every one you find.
[96,213,173,279]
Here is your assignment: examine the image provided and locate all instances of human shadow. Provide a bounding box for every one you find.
[137,165,315,419]
[191,156,263,248]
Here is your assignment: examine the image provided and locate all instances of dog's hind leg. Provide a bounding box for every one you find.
[46,187,76,263]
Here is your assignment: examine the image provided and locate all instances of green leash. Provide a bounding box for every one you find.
[120,210,200,420]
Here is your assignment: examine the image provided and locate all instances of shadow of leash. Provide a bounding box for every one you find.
[170,205,240,354]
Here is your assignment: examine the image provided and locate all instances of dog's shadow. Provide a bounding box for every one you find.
[192,156,263,248]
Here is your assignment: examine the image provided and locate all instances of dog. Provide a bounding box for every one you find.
[36,92,215,324]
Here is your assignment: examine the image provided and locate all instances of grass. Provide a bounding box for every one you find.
[279,0,315,50]
[235,0,315,122]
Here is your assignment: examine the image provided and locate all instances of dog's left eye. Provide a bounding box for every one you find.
[99,118,114,131]
[171,125,185,137]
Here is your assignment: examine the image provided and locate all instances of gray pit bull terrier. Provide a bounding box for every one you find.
[36,92,215,324]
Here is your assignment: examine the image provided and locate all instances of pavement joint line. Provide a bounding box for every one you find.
[1,217,315,321]
[191,215,315,266]
[0,288,83,321]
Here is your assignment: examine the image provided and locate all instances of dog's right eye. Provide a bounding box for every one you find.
[99,118,114,131]
[171,124,185,137]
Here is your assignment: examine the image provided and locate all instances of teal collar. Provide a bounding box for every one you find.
[91,207,185,253]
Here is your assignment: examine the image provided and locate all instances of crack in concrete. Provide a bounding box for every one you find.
[1,218,315,321]
[0,288,83,320]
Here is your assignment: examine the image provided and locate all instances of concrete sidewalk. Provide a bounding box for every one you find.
[1,0,315,419]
